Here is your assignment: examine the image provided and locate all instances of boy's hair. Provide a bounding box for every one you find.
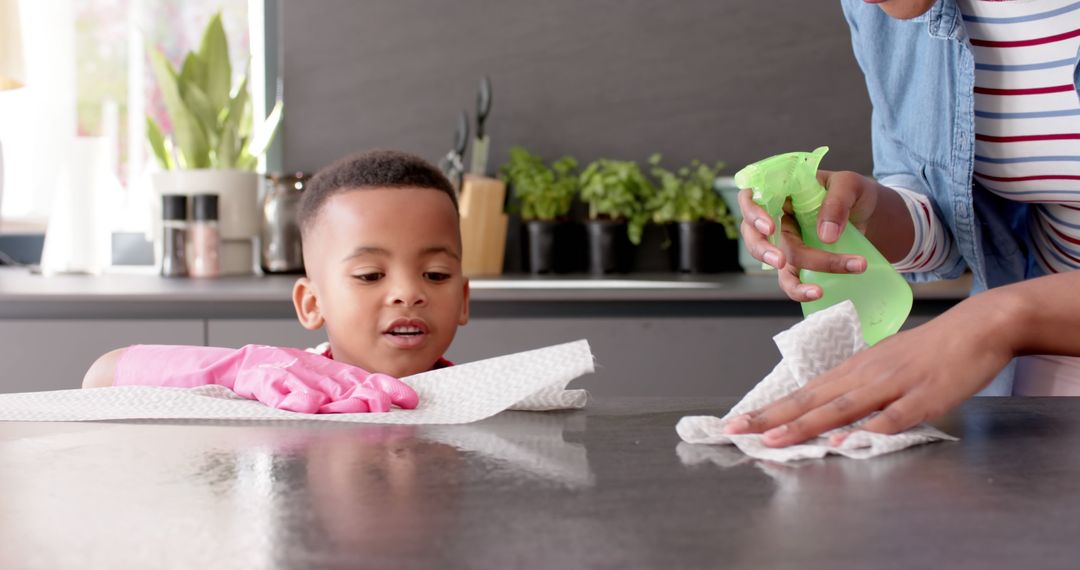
[299,149,458,236]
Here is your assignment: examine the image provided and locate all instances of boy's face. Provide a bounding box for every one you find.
[294,187,469,378]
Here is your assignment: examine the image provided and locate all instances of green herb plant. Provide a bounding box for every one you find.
[647,155,737,239]
[578,159,655,244]
[146,13,282,170]
[499,146,579,221]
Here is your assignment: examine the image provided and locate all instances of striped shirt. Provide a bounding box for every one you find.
[894,0,1080,395]
[893,0,1080,275]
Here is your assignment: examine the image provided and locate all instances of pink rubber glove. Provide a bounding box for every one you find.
[115,344,419,414]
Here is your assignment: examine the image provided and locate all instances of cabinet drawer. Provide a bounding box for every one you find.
[0,320,204,392]
[207,319,327,350]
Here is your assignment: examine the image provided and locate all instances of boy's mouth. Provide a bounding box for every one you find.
[383,318,430,349]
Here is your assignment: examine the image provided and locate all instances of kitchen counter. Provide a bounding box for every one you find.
[0,267,971,319]
[0,395,1073,569]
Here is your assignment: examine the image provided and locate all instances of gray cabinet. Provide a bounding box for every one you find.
[0,313,940,396]
[205,315,804,396]
[449,316,800,397]
[202,313,938,398]
[0,320,203,392]
[0,270,958,396]
[206,319,327,350]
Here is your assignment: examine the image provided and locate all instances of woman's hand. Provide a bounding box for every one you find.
[723,292,1020,447]
[737,170,902,302]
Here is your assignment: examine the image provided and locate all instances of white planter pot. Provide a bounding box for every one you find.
[151,170,261,275]
[152,170,259,239]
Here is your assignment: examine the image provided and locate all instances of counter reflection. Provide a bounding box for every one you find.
[0,410,592,569]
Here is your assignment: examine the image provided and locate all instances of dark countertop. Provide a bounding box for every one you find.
[0,267,971,319]
[0,396,1075,569]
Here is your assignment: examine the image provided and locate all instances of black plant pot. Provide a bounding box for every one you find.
[523,220,585,274]
[710,227,740,272]
[670,221,739,273]
[632,224,672,272]
[524,220,557,274]
[586,219,633,274]
[673,221,706,273]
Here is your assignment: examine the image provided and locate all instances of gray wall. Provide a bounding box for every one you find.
[281,1,872,176]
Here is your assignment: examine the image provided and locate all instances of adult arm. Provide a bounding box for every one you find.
[724,270,1080,446]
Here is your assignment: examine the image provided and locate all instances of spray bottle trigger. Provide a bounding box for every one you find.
[761,211,784,271]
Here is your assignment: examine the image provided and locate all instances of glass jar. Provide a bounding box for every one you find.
[189,193,221,278]
[260,172,307,274]
[160,194,189,277]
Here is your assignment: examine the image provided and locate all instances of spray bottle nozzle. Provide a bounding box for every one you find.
[733,147,830,260]
[734,146,830,217]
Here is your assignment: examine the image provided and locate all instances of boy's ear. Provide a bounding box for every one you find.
[293,277,325,331]
[458,278,470,326]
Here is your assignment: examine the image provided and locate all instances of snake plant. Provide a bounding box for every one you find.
[146,13,282,171]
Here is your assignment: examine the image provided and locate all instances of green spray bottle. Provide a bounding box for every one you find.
[733,146,912,345]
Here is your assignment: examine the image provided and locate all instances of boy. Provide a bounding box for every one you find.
[82,149,470,414]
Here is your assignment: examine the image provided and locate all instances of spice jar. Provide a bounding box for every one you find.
[160,194,188,277]
[189,193,221,278]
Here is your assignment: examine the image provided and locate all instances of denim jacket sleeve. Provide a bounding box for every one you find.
[842,0,968,284]
[841,0,1034,396]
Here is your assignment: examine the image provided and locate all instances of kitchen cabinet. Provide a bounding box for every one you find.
[449,313,933,397]
[207,316,807,396]
[450,316,799,397]
[0,320,203,392]
[0,269,959,395]
[206,319,327,351]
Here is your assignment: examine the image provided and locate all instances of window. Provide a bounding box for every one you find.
[0,0,260,233]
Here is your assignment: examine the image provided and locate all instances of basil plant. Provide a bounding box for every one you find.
[500,146,579,221]
[647,155,737,238]
[578,158,655,245]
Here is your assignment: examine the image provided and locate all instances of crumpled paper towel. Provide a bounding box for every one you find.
[0,340,594,425]
[676,302,956,462]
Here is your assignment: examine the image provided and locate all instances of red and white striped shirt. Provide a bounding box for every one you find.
[893,0,1080,275]
[892,0,1080,394]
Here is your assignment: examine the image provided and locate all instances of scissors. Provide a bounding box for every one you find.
[439,110,469,192]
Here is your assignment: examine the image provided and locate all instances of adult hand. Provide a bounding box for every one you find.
[737,170,885,302]
[722,294,1017,446]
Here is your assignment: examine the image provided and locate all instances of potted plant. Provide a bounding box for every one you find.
[146,13,282,274]
[647,155,737,273]
[578,158,654,274]
[499,146,580,274]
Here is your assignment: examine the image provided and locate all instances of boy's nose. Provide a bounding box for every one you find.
[388,281,427,307]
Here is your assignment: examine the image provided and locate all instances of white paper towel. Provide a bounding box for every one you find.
[677,302,956,462]
[0,340,594,424]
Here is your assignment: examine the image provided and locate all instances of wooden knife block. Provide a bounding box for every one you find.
[459,174,508,276]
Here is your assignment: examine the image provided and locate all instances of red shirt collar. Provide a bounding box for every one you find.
[321,346,453,371]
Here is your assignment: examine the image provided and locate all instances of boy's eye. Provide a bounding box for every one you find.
[424,272,451,282]
[353,272,385,282]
